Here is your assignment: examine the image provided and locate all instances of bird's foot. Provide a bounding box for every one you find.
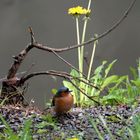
[64,112,74,119]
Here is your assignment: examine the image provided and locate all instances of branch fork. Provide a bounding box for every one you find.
[0,0,136,105]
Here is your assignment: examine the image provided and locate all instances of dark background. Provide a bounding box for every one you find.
[0,0,139,108]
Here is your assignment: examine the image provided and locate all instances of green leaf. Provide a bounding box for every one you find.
[131,79,140,87]
[70,69,79,77]
[94,61,107,75]
[70,69,80,86]
[130,67,138,80]
[104,60,117,78]
[101,94,123,105]
[111,76,127,92]
[90,61,107,85]
[0,115,19,140]
[102,75,118,89]
[0,115,14,137]
[63,81,75,91]
[20,119,32,140]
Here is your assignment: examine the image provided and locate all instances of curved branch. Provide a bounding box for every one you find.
[51,50,87,77]
[33,0,136,52]
[18,70,101,104]
[5,0,136,80]
[19,70,99,90]
[7,44,33,79]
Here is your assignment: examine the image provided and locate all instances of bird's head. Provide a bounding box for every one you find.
[56,87,72,97]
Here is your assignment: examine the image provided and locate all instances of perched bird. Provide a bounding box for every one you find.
[52,87,74,115]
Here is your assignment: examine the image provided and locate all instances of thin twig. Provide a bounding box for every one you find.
[5,0,136,80]
[19,69,107,93]
[18,70,102,104]
[21,63,35,79]
[19,71,70,85]
[48,70,108,93]
[7,44,33,79]
[69,79,100,105]
[52,50,87,77]
[0,71,26,83]
[33,0,136,52]
[28,26,36,44]
[6,27,36,79]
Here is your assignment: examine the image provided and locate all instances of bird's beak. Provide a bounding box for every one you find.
[68,90,72,93]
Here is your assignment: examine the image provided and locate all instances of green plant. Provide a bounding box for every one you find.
[88,116,104,140]
[88,114,116,140]
[18,120,32,140]
[0,114,32,140]
[36,113,57,136]
[127,114,140,140]
[101,59,140,106]
[64,0,122,106]
[63,60,118,106]
[65,0,95,106]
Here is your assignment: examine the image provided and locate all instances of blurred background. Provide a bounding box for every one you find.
[0,0,139,109]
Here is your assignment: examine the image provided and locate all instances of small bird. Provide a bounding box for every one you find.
[52,87,74,115]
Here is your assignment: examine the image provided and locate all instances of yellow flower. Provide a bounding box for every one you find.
[68,6,91,16]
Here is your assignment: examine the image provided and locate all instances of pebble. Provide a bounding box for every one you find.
[0,104,138,139]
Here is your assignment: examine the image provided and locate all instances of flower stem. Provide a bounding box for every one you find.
[80,19,88,74]
[79,19,88,104]
[80,0,92,103]
[76,17,82,104]
[81,0,92,73]
[87,0,92,10]
[85,39,98,97]
[76,17,81,72]
[87,40,98,80]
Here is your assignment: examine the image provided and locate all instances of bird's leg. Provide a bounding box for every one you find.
[64,112,74,119]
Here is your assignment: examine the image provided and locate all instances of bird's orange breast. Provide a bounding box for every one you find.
[54,94,73,114]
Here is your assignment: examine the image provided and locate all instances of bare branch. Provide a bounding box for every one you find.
[6,0,136,80]
[18,70,104,104]
[1,0,136,104]
[33,0,136,52]
[52,50,87,77]
[6,27,36,79]
[69,79,100,105]
[28,26,36,44]
[7,44,33,79]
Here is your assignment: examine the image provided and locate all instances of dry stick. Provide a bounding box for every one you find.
[52,51,108,93]
[48,70,108,94]
[0,71,26,83]
[18,71,71,88]
[28,26,36,44]
[48,70,72,78]
[33,0,136,53]
[6,27,35,79]
[70,74,109,96]
[7,44,33,79]
[5,0,136,80]
[47,70,99,90]
[51,50,87,77]
[18,70,101,103]
[19,69,107,95]
[21,63,35,79]
[31,70,99,90]
[69,79,100,105]
[2,0,136,103]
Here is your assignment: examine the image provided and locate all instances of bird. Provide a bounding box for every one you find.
[52,87,74,115]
